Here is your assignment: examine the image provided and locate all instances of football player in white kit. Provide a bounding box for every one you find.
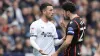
[30,3,65,56]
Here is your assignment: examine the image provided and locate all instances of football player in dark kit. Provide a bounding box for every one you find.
[52,1,86,56]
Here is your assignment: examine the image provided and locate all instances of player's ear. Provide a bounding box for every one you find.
[43,9,46,14]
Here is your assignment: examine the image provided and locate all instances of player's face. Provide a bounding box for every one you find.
[45,6,54,20]
[63,10,70,20]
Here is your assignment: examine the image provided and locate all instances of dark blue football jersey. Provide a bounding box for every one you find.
[64,17,86,56]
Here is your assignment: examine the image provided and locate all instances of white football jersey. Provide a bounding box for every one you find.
[30,19,58,56]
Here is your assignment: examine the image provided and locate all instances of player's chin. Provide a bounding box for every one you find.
[49,15,53,18]
[51,15,54,18]
[48,17,53,20]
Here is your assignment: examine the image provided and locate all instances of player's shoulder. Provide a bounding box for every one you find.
[68,20,76,25]
[67,19,79,27]
[48,21,55,27]
[30,19,40,27]
[73,18,81,23]
[69,18,81,25]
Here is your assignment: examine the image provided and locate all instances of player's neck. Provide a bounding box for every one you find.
[70,14,79,20]
[41,15,49,23]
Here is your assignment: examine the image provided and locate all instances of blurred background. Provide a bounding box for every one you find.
[0,0,100,56]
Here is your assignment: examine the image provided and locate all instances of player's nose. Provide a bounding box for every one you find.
[52,10,54,14]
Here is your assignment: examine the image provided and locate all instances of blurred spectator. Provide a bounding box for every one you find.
[12,42,24,53]
[90,0,100,10]
[81,37,93,56]
[2,16,9,33]
[97,22,100,30]
[0,23,3,37]
[22,7,29,24]
[32,3,40,20]
[94,44,100,56]
[95,30,100,43]
[3,0,11,9]
[6,11,13,24]
[28,7,32,15]
[19,0,36,10]
[25,15,34,37]
[59,0,66,5]
[12,1,24,24]
[52,0,59,6]
[5,42,13,54]
[7,27,15,46]
[87,27,95,36]
[15,37,23,43]
[76,0,88,17]
[12,25,21,39]
[38,0,52,5]
[3,0,24,24]
[0,46,4,56]
[53,7,62,24]
[21,26,27,38]
[0,36,9,52]
[89,10,99,28]
[0,0,4,15]
[90,36,98,55]
[81,36,97,56]
[24,38,33,53]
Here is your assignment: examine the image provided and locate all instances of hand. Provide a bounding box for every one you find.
[51,52,58,56]
[60,19,66,29]
[62,35,66,40]
[60,19,66,35]
[39,49,48,55]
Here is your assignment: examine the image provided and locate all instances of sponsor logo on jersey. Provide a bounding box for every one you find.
[41,32,54,37]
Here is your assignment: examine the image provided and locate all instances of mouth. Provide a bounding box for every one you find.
[51,15,53,17]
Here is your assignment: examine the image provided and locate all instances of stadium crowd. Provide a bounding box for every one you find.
[0,0,100,56]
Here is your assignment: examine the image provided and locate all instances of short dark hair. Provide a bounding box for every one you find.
[40,3,52,12]
[62,1,76,13]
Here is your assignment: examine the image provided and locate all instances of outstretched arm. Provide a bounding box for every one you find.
[52,35,73,56]
[57,35,73,53]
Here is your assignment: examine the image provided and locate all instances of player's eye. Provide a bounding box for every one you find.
[50,9,52,11]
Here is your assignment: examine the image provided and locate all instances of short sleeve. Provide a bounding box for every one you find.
[66,21,77,35]
[30,23,38,38]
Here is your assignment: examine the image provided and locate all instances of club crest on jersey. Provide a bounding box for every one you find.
[67,27,74,34]
[68,27,74,31]
[30,28,34,33]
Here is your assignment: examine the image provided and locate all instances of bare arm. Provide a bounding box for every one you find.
[56,35,73,54]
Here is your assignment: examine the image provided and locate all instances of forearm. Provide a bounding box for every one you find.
[30,37,40,51]
[56,41,69,54]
